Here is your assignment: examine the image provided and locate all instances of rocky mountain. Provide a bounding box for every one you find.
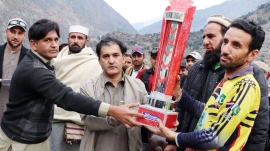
[102,2,270,67]
[139,0,270,34]
[0,0,138,45]
[131,16,162,31]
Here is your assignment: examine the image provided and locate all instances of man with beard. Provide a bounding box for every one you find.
[150,18,267,151]
[50,25,103,151]
[0,18,29,123]
[125,46,149,78]
[165,15,269,151]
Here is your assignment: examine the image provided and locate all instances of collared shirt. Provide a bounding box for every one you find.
[131,64,144,78]
[102,73,125,106]
[0,47,21,123]
[212,63,221,70]
[176,66,260,150]
[31,49,54,67]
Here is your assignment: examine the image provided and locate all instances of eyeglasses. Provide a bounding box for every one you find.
[8,20,27,29]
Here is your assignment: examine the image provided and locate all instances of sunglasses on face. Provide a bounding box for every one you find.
[151,48,158,54]
[8,20,27,29]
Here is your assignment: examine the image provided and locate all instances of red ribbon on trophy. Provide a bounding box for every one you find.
[136,0,196,129]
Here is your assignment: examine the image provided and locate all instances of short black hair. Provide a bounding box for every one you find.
[124,53,132,58]
[230,19,265,51]
[28,19,60,41]
[96,37,127,58]
[59,43,68,51]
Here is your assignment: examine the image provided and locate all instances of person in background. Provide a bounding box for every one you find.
[50,25,103,151]
[179,61,187,88]
[136,47,158,93]
[254,61,269,79]
[165,14,269,151]
[136,47,161,151]
[0,18,29,123]
[0,19,143,151]
[59,43,68,52]
[185,51,202,71]
[123,53,132,72]
[253,60,270,151]
[80,37,146,151]
[149,18,265,151]
[125,45,149,78]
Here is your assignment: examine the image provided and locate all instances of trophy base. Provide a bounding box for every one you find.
[136,105,178,129]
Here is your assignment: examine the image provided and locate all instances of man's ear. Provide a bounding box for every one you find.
[29,40,37,51]
[5,29,8,36]
[85,39,89,45]
[247,49,259,62]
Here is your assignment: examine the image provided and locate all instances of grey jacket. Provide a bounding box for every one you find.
[80,73,147,151]
[176,60,269,151]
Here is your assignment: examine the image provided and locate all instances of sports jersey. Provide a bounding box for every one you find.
[176,66,261,150]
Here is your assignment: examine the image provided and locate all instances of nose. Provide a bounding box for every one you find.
[14,33,19,39]
[108,56,114,64]
[221,43,230,55]
[203,38,209,47]
[51,40,58,48]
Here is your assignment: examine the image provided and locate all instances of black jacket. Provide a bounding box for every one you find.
[1,51,102,144]
[174,60,269,151]
[0,43,29,88]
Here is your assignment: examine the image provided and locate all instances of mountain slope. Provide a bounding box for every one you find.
[139,0,269,34]
[0,0,138,45]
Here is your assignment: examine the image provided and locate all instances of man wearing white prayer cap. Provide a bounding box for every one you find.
[50,25,102,151]
[67,25,89,54]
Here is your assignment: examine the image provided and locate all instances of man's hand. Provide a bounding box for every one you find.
[173,75,181,98]
[164,145,177,151]
[146,119,177,140]
[107,103,144,128]
[0,78,2,82]
[172,120,179,131]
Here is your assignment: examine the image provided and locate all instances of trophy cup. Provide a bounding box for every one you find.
[136,0,196,129]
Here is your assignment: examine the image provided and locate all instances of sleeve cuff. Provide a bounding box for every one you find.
[175,132,180,147]
[98,102,110,117]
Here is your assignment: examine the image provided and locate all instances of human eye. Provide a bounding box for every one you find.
[223,39,228,45]
[44,39,50,42]
[102,54,109,59]
[233,42,241,48]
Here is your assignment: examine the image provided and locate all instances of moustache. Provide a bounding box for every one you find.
[71,44,80,47]
[221,54,231,59]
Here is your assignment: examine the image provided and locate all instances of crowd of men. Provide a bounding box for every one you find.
[0,13,269,151]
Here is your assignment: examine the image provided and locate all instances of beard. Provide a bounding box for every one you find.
[7,38,22,49]
[220,53,247,70]
[203,48,221,68]
[69,44,85,54]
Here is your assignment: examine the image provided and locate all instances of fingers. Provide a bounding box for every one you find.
[145,126,158,134]
[128,111,144,118]
[126,102,140,108]
[124,123,132,129]
[129,117,142,127]
[173,120,179,127]
[157,119,164,128]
